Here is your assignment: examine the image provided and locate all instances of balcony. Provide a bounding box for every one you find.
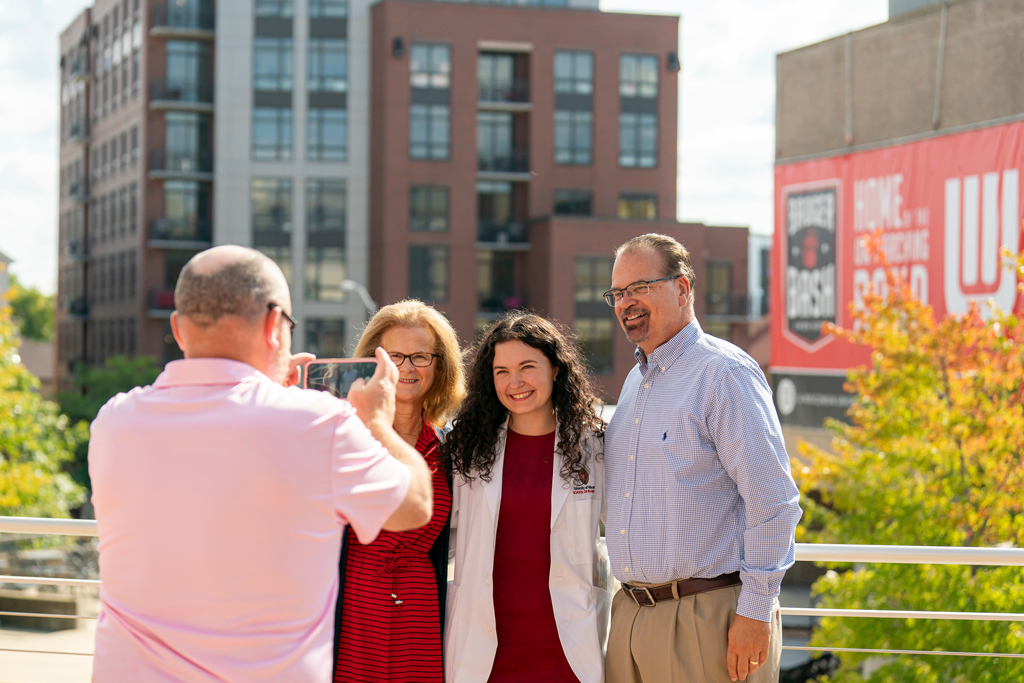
[477,151,531,181]
[150,2,215,39]
[705,292,759,322]
[68,181,88,203]
[67,297,88,320]
[149,218,212,249]
[478,292,528,314]
[478,80,531,111]
[477,220,529,250]
[66,240,88,263]
[150,79,214,112]
[149,149,213,180]
[148,289,176,318]
[68,119,90,144]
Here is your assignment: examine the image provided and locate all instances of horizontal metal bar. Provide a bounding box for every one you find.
[0,611,97,620]
[795,543,1024,566]
[0,575,101,588]
[780,607,1024,621]
[0,647,93,656]
[0,517,97,537]
[783,645,1024,659]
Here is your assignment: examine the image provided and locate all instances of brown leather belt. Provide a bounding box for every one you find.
[624,572,741,607]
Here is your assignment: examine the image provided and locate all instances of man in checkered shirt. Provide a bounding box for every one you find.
[603,234,802,683]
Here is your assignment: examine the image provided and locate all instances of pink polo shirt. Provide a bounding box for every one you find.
[88,358,411,683]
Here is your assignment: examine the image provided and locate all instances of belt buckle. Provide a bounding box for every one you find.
[628,585,656,607]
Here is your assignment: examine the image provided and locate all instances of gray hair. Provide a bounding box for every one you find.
[174,250,277,328]
[615,233,697,291]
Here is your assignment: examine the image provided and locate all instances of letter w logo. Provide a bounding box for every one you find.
[944,170,1020,316]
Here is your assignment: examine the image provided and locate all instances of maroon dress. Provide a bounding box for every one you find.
[335,422,451,682]
[488,429,578,683]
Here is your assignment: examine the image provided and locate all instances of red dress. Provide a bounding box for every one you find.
[334,422,451,682]
[488,429,578,683]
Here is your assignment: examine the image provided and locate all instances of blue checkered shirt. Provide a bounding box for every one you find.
[605,320,802,622]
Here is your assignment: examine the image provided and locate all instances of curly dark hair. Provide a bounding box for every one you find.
[443,312,604,484]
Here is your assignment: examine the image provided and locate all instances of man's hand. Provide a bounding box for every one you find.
[346,347,398,439]
[283,353,315,387]
[727,614,770,681]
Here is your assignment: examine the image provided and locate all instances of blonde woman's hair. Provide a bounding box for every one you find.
[353,300,467,426]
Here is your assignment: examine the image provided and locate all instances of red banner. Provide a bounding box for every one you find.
[773,120,1024,372]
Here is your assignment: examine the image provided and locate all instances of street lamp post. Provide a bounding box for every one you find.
[341,279,378,318]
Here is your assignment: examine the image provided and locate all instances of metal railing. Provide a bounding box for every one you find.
[478,151,530,174]
[478,220,526,244]
[150,217,212,243]
[479,79,530,104]
[150,78,214,105]
[2,518,1022,661]
[151,2,215,31]
[149,148,213,174]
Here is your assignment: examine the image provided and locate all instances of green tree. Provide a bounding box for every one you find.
[7,274,55,342]
[796,242,1024,682]
[0,301,86,517]
[57,355,162,488]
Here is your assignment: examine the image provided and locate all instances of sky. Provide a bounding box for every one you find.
[0,0,889,295]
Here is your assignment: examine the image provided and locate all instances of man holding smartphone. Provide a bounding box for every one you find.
[88,245,434,683]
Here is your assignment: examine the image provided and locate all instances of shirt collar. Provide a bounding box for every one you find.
[153,358,273,388]
[635,319,703,373]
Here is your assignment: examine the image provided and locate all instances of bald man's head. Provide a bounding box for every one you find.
[175,246,288,328]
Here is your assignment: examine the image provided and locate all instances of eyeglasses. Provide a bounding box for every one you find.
[267,302,297,332]
[388,352,438,368]
[603,276,681,307]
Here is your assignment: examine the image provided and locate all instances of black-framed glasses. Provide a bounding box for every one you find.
[388,352,438,368]
[602,275,681,307]
[267,302,297,331]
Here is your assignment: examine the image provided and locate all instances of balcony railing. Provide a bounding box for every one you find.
[478,151,530,174]
[478,220,527,244]
[150,217,212,244]
[151,2,215,31]
[479,292,528,313]
[150,78,214,105]
[479,79,530,104]
[1,517,1023,662]
[705,292,764,320]
[150,149,213,175]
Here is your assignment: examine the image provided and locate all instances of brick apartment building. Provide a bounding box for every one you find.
[56,0,768,401]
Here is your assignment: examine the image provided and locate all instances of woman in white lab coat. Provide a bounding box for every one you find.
[443,313,610,683]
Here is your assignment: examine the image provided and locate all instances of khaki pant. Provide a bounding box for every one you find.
[606,584,782,683]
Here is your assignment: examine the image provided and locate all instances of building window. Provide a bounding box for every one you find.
[306,179,346,234]
[619,54,658,98]
[254,37,293,91]
[410,186,449,232]
[160,180,210,240]
[308,39,347,92]
[409,245,449,302]
[166,40,211,102]
[554,51,593,94]
[619,113,657,168]
[618,193,658,219]
[410,104,449,160]
[255,0,293,17]
[410,44,451,89]
[305,318,346,357]
[309,0,348,17]
[477,181,519,242]
[251,177,293,234]
[477,250,520,313]
[553,189,592,216]
[305,247,345,302]
[129,183,138,233]
[252,108,293,160]
[258,245,292,285]
[478,111,520,171]
[574,317,614,374]
[165,111,210,171]
[478,53,521,102]
[575,256,612,304]
[554,110,592,165]
[705,261,733,316]
[307,109,347,161]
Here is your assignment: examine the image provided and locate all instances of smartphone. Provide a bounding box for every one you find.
[303,358,378,399]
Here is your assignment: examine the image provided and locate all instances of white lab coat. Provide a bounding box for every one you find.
[444,418,610,683]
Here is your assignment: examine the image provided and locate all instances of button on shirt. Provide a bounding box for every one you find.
[605,321,801,622]
[88,359,411,683]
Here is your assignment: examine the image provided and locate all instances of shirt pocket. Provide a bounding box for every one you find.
[657,414,715,480]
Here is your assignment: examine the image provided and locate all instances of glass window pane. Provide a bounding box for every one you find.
[305,318,346,357]
[309,0,347,18]
[305,246,346,301]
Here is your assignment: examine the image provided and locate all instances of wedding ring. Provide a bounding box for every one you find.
[749,660,759,665]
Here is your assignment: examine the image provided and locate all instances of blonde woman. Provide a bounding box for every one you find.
[333,300,466,682]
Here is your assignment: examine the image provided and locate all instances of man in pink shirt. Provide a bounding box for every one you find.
[88,246,433,682]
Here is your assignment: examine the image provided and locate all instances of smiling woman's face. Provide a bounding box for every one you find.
[492,340,556,421]
[380,325,437,408]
